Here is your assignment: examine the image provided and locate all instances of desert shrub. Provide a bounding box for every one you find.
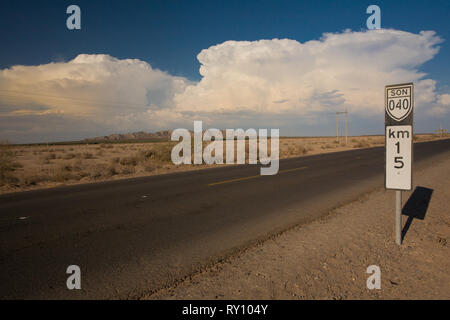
[321,144,334,149]
[45,153,56,160]
[11,162,23,169]
[117,144,174,167]
[107,164,118,176]
[82,152,94,159]
[142,143,174,163]
[287,146,295,155]
[3,175,20,185]
[52,164,73,182]
[0,143,20,186]
[100,143,114,149]
[70,160,83,172]
[18,173,47,186]
[373,139,384,145]
[119,165,135,175]
[142,161,156,172]
[86,164,109,179]
[119,155,139,166]
[295,145,308,155]
[74,163,118,180]
[353,141,370,148]
[63,153,76,160]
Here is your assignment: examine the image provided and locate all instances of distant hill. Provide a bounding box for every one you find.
[84,130,172,142]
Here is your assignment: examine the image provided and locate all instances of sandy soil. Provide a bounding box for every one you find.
[146,151,450,300]
[0,134,445,195]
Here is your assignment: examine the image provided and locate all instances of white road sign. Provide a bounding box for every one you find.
[385,83,413,191]
[385,82,414,245]
[386,84,413,121]
[385,125,412,190]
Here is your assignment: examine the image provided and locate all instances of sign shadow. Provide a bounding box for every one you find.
[401,187,433,241]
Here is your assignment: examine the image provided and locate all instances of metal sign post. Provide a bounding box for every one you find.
[395,190,402,245]
[385,83,414,245]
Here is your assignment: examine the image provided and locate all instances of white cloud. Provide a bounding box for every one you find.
[438,94,450,105]
[0,54,190,131]
[428,93,450,116]
[0,29,448,142]
[175,29,443,116]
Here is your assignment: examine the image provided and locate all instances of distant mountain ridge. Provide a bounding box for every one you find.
[84,130,172,142]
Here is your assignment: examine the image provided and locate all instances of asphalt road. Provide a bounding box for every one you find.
[1,139,449,299]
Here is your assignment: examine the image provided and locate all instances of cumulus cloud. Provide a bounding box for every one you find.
[0,29,448,142]
[0,54,191,139]
[175,29,443,116]
[428,93,450,116]
[438,94,450,105]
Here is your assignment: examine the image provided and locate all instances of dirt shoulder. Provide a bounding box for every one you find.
[146,151,450,300]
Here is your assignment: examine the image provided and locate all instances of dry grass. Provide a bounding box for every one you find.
[0,143,23,186]
[0,134,446,194]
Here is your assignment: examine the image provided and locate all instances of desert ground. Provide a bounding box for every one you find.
[146,150,450,300]
[0,134,446,195]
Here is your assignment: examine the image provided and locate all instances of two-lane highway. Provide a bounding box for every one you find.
[0,139,449,299]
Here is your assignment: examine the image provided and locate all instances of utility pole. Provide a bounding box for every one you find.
[336,111,349,145]
[336,113,339,143]
[435,124,447,137]
[345,110,348,145]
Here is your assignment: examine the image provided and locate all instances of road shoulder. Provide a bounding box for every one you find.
[146,151,450,299]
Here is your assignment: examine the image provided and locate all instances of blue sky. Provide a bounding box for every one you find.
[0,0,449,142]
[1,0,449,85]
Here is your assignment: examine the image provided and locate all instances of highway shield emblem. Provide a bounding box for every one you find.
[385,84,413,121]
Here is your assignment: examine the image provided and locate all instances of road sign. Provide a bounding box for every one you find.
[385,83,414,246]
[386,85,413,121]
[385,83,413,191]
[385,125,412,190]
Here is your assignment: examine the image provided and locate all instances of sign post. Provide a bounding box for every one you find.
[385,83,414,245]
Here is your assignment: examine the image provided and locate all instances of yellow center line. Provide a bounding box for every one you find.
[207,166,308,187]
[279,166,308,174]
